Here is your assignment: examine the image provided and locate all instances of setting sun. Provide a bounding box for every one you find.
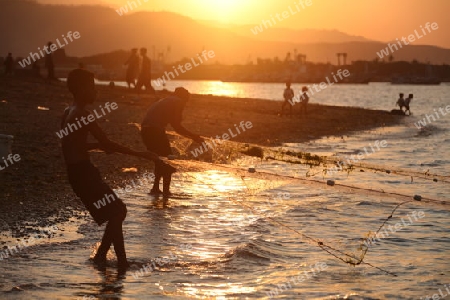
[205,0,242,22]
[177,0,246,23]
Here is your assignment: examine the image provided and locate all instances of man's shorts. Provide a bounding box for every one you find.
[141,126,172,157]
[67,161,126,225]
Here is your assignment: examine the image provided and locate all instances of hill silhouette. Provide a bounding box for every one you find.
[1,0,450,64]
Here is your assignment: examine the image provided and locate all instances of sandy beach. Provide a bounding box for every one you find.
[0,76,402,235]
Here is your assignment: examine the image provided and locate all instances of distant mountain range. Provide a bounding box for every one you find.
[2,0,450,65]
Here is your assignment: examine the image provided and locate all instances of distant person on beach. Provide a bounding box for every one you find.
[141,87,204,197]
[45,42,56,81]
[404,93,413,115]
[280,82,294,117]
[124,48,139,89]
[299,86,309,116]
[135,47,155,93]
[4,53,14,75]
[61,68,159,270]
[396,93,405,111]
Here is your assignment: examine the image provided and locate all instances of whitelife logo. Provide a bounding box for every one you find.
[0,153,21,171]
[152,50,215,87]
[116,0,149,16]
[363,211,425,248]
[327,140,388,176]
[18,31,81,68]
[56,102,118,139]
[376,22,439,59]
[190,121,253,157]
[414,105,450,129]
[0,225,59,261]
[251,0,312,35]
[289,69,350,106]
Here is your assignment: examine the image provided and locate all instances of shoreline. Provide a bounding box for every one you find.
[0,76,404,235]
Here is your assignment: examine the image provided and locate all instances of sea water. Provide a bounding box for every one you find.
[0,82,449,299]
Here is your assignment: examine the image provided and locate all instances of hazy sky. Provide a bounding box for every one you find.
[36,0,449,48]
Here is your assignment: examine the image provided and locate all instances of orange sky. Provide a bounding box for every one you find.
[37,0,449,48]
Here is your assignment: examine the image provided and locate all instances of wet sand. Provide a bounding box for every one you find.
[0,76,402,233]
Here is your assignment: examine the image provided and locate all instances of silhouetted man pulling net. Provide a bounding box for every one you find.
[61,68,159,270]
[141,87,204,197]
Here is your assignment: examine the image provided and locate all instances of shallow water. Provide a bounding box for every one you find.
[1,83,449,299]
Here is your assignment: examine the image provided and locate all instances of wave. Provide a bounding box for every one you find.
[415,124,445,137]
[221,242,273,262]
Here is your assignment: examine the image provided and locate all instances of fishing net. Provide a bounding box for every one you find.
[159,132,450,276]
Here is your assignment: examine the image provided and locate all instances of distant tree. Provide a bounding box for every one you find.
[388,55,394,62]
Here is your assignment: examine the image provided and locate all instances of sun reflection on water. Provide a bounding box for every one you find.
[195,81,244,98]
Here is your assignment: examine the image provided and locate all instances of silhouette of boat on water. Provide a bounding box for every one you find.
[391,76,441,85]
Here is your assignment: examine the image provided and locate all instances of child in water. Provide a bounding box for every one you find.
[396,93,405,111]
[404,93,413,115]
[61,68,158,270]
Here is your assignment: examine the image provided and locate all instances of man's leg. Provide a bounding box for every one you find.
[147,83,155,95]
[150,164,163,194]
[110,216,128,269]
[135,77,143,92]
[162,174,172,197]
[160,161,177,197]
[141,127,163,194]
[152,160,176,195]
[94,211,128,268]
[93,225,112,264]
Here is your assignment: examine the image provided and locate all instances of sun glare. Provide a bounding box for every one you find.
[196,0,243,23]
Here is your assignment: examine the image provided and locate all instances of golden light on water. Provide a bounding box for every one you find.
[198,81,244,98]
[182,283,258,298]
[191,171,245,193]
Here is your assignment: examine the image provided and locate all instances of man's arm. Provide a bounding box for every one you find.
[170,103,204,143]
[171,122,203,143]
[87,120,158,160]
